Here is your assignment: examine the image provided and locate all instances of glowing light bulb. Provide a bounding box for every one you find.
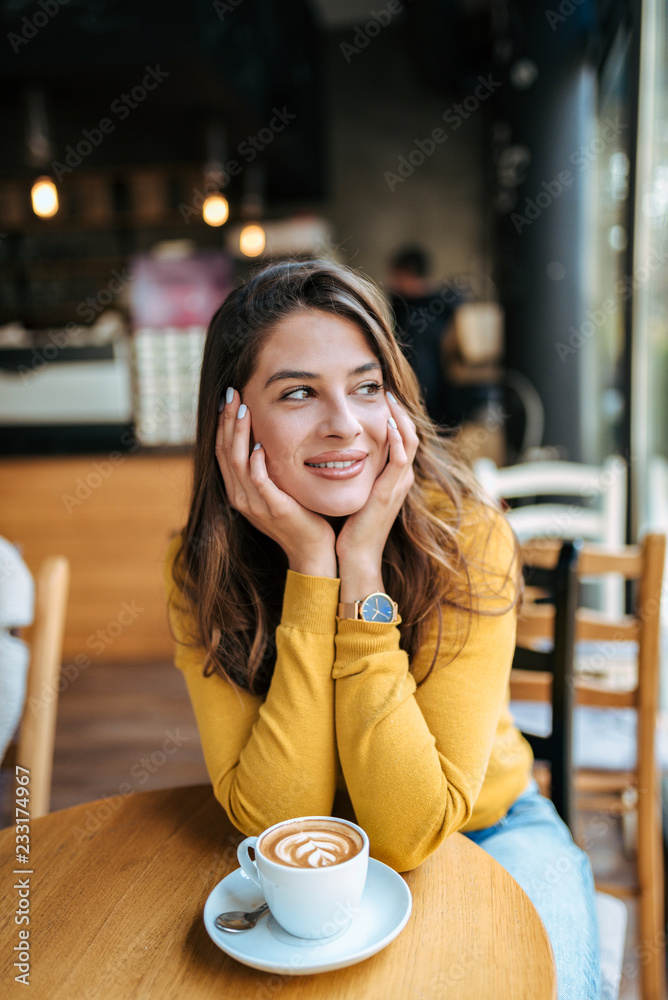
[31,177,58,218]
[240,224,265,257]
[202,193,229,227]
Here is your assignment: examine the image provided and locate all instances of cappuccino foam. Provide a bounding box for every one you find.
[260,819,363,869]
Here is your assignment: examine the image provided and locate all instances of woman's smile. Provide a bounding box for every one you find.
[303,455,367,479]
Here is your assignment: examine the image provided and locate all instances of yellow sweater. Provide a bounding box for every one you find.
[164,499,534,873]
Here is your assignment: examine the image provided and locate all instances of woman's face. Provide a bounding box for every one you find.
[240,308,392,518]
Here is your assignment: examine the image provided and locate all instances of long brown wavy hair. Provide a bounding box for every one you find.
[168,257,520,695]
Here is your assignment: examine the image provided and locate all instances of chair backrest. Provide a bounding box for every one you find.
[513,535,665,819]
[475,456,627,544]
[475,456,627,617]
[1,555,70,820]
[512,539,581,829]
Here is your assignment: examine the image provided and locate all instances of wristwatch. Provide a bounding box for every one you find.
[338,592,399,623]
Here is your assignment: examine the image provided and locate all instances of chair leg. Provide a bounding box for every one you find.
[636,781,666,1000]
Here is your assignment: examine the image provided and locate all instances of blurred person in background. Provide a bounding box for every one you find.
[387,245,464,429]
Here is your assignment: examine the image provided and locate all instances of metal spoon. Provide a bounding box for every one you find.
[215,902,270,932]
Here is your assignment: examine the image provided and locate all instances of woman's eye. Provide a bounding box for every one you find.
[281,386,312,400]
[280,382,383,401]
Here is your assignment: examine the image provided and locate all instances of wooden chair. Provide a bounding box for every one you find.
[511,535,666,1000]
[475,456,627,616]
[1,556,70,820]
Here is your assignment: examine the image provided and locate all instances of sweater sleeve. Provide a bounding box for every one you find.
[163,535,341,836]
[331,509,518,872]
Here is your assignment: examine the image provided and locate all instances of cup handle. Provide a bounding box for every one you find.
[237,836,262,888]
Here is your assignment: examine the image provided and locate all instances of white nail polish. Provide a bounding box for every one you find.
[226,386,234,404]
[237,403,247,419]
[253,442,261,451]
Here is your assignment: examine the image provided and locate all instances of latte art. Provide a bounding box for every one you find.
[274,831,351,868]
[260,819,363,869]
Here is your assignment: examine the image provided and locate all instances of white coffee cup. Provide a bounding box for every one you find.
[237,815,369,939]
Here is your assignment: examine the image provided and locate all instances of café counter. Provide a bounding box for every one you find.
[1,452,192,662]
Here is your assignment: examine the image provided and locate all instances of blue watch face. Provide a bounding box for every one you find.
[360,593,395,622]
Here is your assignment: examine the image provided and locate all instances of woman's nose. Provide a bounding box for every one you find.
[317,397,363,437]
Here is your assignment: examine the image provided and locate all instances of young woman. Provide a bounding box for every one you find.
[165,258,601,997]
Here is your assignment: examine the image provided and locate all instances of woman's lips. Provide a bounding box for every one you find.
[304,457,367,480]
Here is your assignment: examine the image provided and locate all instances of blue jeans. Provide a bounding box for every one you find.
[462,779,602,1000]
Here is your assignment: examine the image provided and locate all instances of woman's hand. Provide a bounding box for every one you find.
[336,393,419,582]
[216,389,337,576]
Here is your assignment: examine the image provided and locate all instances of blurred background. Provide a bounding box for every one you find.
[0,5,667,989]
[2,0,665,483]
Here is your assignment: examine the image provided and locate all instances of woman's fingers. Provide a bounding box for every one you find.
[386,393,419,460]
[216,389,279,519]
[384,393,419,492]
[228,399,250,492]
[216,388,251,510]
[386,419,409,481]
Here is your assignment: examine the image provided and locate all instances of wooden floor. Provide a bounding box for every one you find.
[6,659,663,998]
[49,658,209,810]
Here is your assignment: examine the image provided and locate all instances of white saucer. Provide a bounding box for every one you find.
[203,858,412,975]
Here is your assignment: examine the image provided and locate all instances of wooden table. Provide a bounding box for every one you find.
[0,786,556,999]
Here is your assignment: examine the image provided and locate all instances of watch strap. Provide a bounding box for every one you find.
[338,601,362,619]
[337,594,399,622]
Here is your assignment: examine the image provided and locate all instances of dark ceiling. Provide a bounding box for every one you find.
[0,0,325,199]
[1,0,611,202]
[0,0,513,202]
